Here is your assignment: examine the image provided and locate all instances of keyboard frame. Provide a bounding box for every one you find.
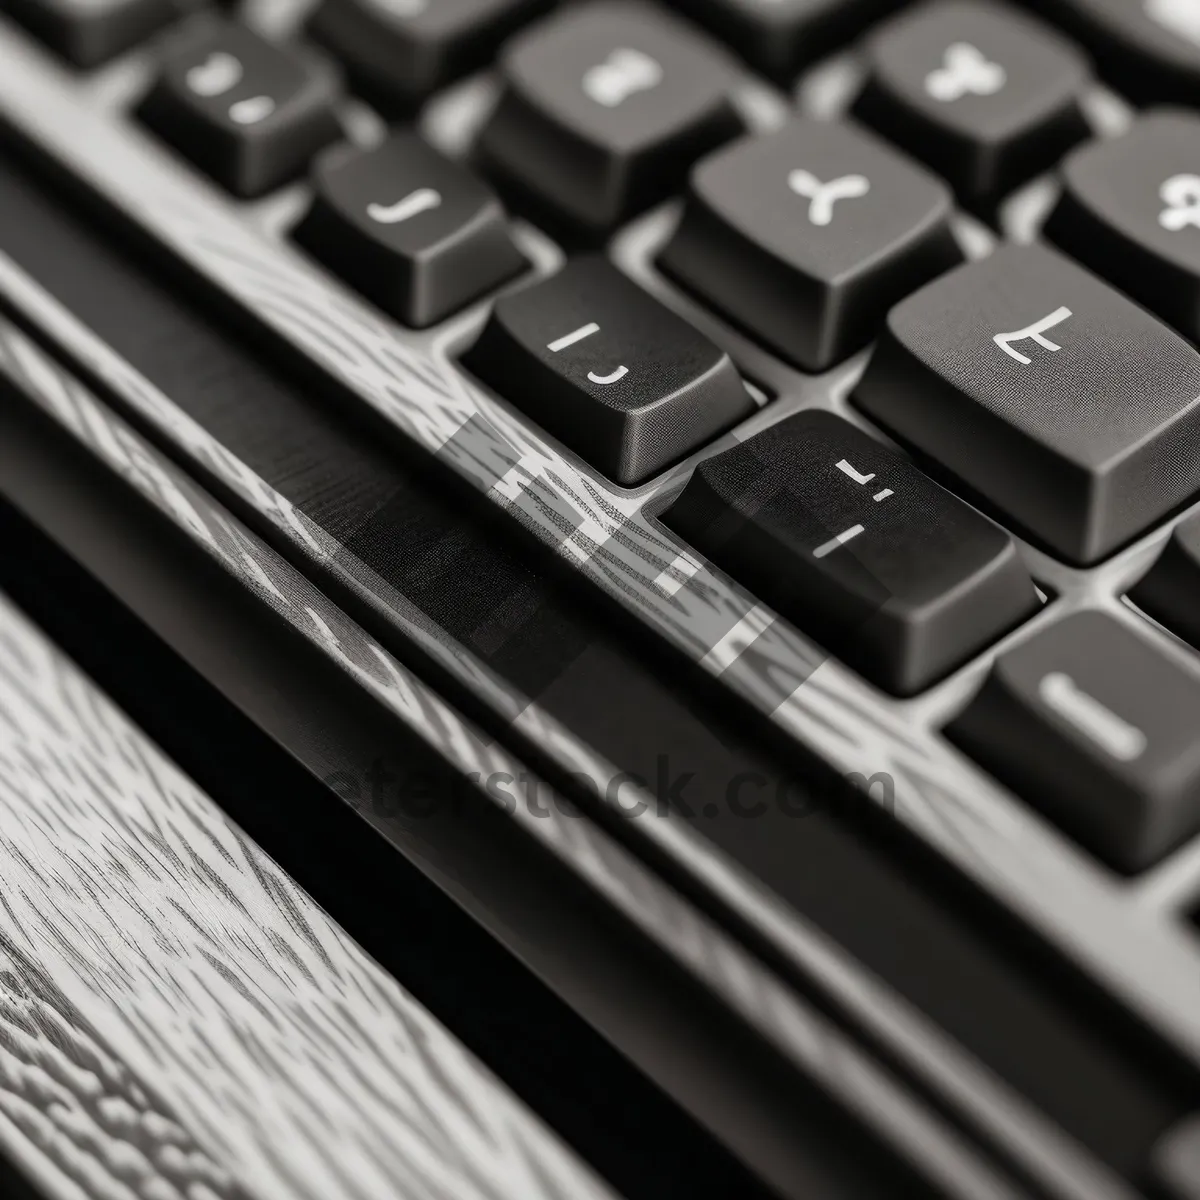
[0,3,1199,1191]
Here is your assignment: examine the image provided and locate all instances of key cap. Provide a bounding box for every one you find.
[853,243,1200,566]
[663,410,1037,695]
[462,255,753,485]
[307,0,549,113]
[664,0,901,82]
[946,611,1200,872]
[657,119,960,373]
[293,132,526,328]
[1036,0,1200,105]
[1045,111,1200,346]
[1129,511,1200,652]
[851,1,1089,210]
[137,21,342,198]
[475,1,743,237]
[0,0,180,65]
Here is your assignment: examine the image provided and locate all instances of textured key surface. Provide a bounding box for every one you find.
[1046,111,1200,345]
[854,243,1200,565]
[137,20,341,197]
[665,0,901,81]
[946,611,1200,873]
[852,1,1089,208]
[0,0,178,64]
[658,118,960,372]
[476,1,742,235]
[1037,0,1200,104]
[463,255,753,484]
[663,410,1036,695]
[307,0,549,112]
[294,132,526,328]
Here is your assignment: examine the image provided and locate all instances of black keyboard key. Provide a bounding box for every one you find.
[462,255,753,485]
[307,0,549,113]
[294,132,525,327]
[854,243,1200,566]
[664,410,1036,695]
[851,1,1089,209]
[664,0,900,82]
[658,119,960,372]
[137,22,341,198]
[1046,111,1200,345]
[1037,0,1200,104]
[1,0,180,65]
[946,611,1200,872]
[1129,511,1200,652]
[475,2,743,236]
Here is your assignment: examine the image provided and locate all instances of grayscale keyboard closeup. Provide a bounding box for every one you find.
[1,0,1200,1197]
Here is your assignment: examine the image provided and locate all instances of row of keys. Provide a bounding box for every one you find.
[132,26,1200,575]
[134,26,534,321]
[664,409,1200,872]
[14,0,1200,129]
[474,0,1096,233]
[110,0,1200,257]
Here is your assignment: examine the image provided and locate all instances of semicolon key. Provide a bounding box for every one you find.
[462,256,754,485]
[294,132,527,328]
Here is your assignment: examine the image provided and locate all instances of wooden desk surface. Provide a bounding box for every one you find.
[0,592,614,1200]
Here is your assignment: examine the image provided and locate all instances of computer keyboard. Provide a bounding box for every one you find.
[2,0,1200,1196]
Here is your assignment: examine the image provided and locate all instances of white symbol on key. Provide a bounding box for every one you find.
[836,459,874,485]
[925,43,1006,103]
[992,306,1073,365]
[546,322,629,385]
[1038,672,1148,762]
[582,48,663,107]
[787,170,870,226]
[367,188,442,225]
[587,366,629,384]
[186,51,243,97]
[813,525,865,559]
[1158,174,1200,232]
[229,95,275,125]
[1145,0,1200,46]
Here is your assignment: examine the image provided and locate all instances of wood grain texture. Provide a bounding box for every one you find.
[0,592,618,1200]
[0,18,1196,1091]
